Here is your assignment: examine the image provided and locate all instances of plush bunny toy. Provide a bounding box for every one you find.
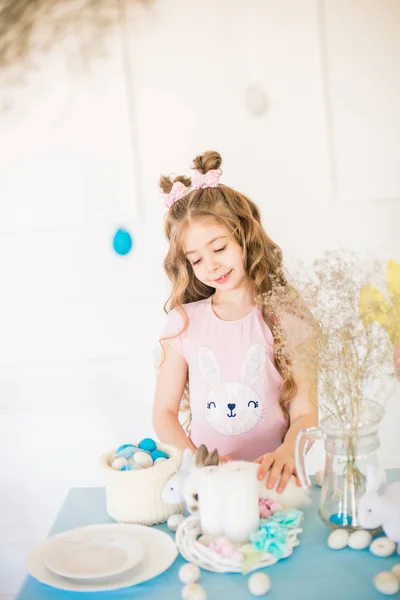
[161,445,219,514]
[183,445,220,514]
[161,448,195,506]
[358,465,400,542]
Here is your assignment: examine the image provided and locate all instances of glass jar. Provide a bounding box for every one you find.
[295,400,385,533]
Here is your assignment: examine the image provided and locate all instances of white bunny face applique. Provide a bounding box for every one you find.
[197,343,267,436]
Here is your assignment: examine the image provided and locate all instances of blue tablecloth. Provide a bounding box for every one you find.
[17,470,400,600]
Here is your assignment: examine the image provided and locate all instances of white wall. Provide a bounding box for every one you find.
[1,1,399,597]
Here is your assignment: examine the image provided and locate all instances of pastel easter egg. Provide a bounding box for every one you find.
[115,444,136,460]
[167,513,185,532]
[348,530,372,550]
[314,471,324,487]
[392,563,400,582]
[154,457,167,466]
[152,449,169,461]
[374,571,400,595]
[179,562,200,585]
[327,529,350,550]
[133,451,154,468]
[111,456,128,470]
[181,583,207,600]
[248,572,271,596]
[370,537,396,558]
[112,228,133,256]
[138,438,157,453]
[245,84,268,118]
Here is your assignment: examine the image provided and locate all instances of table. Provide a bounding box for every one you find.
[17,469,400,600]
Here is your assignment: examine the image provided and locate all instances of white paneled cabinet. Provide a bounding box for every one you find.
[322,0,400,203]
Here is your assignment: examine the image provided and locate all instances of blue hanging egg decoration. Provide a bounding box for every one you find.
[113,228,133,256]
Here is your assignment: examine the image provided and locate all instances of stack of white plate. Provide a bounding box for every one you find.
[27,523,178,592]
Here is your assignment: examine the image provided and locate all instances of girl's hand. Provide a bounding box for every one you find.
[255,445,301,493]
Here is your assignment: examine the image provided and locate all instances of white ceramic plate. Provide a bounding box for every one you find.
[28,524,178,592]
[44,524,145,581]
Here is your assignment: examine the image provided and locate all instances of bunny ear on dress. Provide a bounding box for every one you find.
[241,343,267,386]
[198,347,221,387]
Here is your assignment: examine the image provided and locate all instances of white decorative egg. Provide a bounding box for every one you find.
[374,571,400,595]
[167,513,185,532]
[245,84,268,117]
[181,583,207,600]
[111,456,128,470]
[370,537,396,558]
[348,530,372,550]
[155,457,167,465]
[392,563,400,582]
[179,562,201,585]
[133,451,153,468]
[314,471,324,487]
[248,572,271,596]
[327,529,350,550]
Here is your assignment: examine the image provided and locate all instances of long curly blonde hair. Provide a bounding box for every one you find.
[159,150,300,437]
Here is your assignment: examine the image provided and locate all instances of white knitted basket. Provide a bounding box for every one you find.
[175,515,303,573]
[100,442,184,526]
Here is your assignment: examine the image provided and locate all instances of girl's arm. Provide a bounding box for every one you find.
[283,335,319,451]
[256,335,319,491]
[152,342,196,453]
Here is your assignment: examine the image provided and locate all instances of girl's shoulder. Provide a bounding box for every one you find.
[166,297,210,324]
[182,297,210,315]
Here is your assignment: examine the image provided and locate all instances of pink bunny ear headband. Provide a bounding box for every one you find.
[162,168,222,208]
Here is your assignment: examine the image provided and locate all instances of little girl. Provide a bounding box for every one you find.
[153,151,319,493]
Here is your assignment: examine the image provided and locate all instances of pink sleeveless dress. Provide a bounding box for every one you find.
[160,297,290,461]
